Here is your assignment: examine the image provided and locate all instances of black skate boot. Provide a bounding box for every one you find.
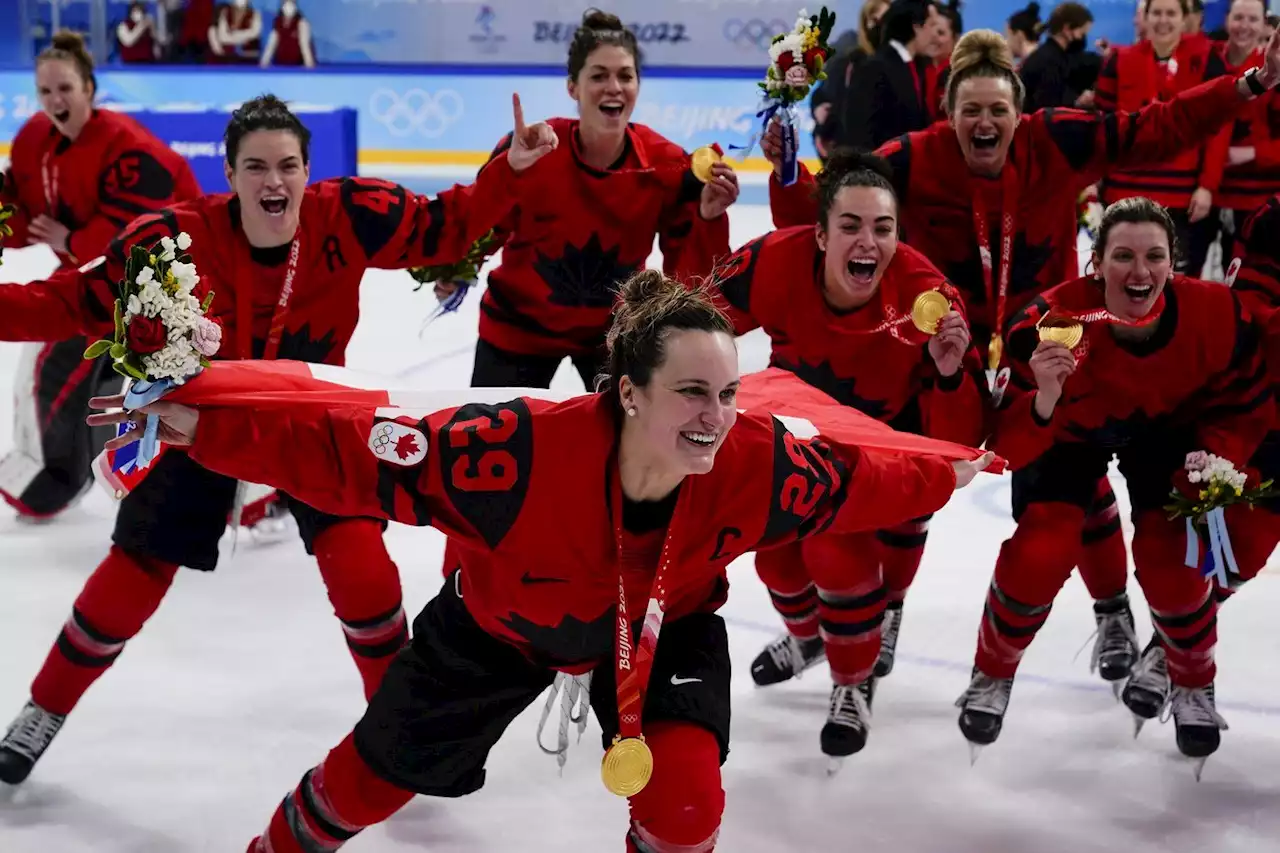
[820,678,876,773]
[1121,636,1169,737]
[956,669,1014,763]
[750,633,826,687]
[1166,683,1228,781]
[874,601,904,678]
[0,700,67,785]
[1090,594,1139,693]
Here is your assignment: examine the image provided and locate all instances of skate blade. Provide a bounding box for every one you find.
[1131,715,1146,739]
[1192,757,1207,782]
[968,742,984,766]
[1112,682,1123,702]
[826,756,845,777]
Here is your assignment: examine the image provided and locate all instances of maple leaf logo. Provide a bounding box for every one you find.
[533,234,641,308]
[773,357,893,420]
[394,432,420,461]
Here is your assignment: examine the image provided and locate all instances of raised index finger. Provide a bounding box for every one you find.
[513,93,526,138]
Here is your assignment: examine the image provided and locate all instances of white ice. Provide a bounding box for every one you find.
[0,205,1277,853]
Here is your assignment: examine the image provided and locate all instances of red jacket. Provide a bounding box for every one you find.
[2,109,201,268]
[992,275,1273,473]
[0,168,521,363]
[1232,196,1280,396]
[1094,39,1230,207]
[184,386,959,669]
[713,228,988,445]
[477,118,726,358]
[770,74,1250,359]
[1212,45,1280,212]
[270,12,312,66]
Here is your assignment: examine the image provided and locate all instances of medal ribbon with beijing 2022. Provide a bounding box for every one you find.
[602,465,688,798]
[968,165,1020,372]
[1035,290,1167,352]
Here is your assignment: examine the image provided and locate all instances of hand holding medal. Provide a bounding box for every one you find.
[912,290,970,377]
[690,144,740,219]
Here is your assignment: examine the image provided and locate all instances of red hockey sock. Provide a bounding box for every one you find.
[1132,511,1216,688]
[754,542,819,639]
[312,522,408,700]
[975,503,1083,678]
[249,733,416,853]
[626,722,723,853]
[876,515,930,601]
[1077,479,1129,600]
[804,533,883,686]
[30,545,178,716]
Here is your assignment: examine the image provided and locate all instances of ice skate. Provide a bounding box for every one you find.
[1121,636,1169,737]
[1088,593,1139,697]
[874,601,904,678]
[821,678,876,774]
[1164,683,1228,781]
[956,669,1013,761]
[750,633,826,687]
[0,700,66,785]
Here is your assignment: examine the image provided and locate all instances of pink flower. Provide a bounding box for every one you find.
[1185,450,1209,472]
[192,317,222,357]
[784,65,809,88]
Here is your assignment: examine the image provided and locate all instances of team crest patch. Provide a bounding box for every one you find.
[990,367,1012,407]
[1224,257,1241,287]
[368,420,428,466]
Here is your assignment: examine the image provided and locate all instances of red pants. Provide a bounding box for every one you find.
[249,721,724,852]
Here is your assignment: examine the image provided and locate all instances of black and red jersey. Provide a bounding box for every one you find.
[476,118,727,358]
[1211,45,1280,212]
[2,109,201,267]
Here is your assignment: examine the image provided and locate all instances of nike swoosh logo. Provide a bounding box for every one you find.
[520,572,568,585]
[670,675,702,686]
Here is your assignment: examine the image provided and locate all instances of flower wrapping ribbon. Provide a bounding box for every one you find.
[729,100,801,186]
[1184,508,1239,588]
[120,376,184,470]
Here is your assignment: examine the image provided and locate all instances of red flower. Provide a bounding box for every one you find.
[129,315,168,355]
[776,51,796,71]
[803,47,825,68]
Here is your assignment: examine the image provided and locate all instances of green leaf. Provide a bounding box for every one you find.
[83,339,113,359]
[110,342,128,360]
[114,300,126,339]
[199,356,211,368]
[111,362,133,377]
[201,291,215,313]
[123,362,147,380]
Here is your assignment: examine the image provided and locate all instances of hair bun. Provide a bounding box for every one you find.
[822,148,894,183]
[581,7,624,31]
[50,30,87,54]
[951,29,1016,74]
[1027,2,1041,16]
[617,269,673,308]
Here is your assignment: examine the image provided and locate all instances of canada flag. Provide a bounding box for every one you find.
[368,420,428,467]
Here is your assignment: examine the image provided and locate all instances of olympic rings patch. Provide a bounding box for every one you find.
[368,89,464,139]
[368,420,429,466]
[722,18,790,50]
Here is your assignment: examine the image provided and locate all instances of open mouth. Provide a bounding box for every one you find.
[680,431,717,448]
[846,258,878,285]
[53,110,71,124]
[260,195,288,217]
[972,133,999,151]
[599,102,625,118]
[1123,282,1154,303]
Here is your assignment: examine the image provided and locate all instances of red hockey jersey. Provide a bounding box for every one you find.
[185,387,960,669]
[1212,45,1280,212]
[992,275,1273,473]
[2,109,201,267]
[713,228,988,446]
[0,167,522,364]
[770,74,1250,357]
[477,118,727,358]
[1094,39,1230,208]
[1231,195,1280,387]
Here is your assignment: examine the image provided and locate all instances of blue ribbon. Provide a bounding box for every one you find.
[422,278,474,332]
[121,376,179,471]
[1183,507,1239,589]
[728,99,801,185]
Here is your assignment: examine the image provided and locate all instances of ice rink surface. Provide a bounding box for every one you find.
[0,204,1277,852]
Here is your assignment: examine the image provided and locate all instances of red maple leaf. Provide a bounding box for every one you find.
[393,432,421,460]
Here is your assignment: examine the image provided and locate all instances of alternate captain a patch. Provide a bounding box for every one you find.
[368,420,428,466]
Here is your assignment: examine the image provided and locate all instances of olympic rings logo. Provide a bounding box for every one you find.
[370,423,397,456]
[368,88,464,139]
[722,18,789,50]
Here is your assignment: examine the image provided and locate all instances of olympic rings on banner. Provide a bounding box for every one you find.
[368,88,465,139]
[722,19,789,50]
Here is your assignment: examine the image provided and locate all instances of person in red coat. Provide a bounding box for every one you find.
[116,2,158,63]
[708,151,988,764]
[0,93,560,787]
[1094,0,1230,278]
[91,270,993,853]
[765,27,1280,690]
[0,30,201,521]
[960,197,1273,769]
[209,0,263,64]
[260,0,315,68]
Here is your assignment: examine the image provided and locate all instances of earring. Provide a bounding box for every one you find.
[627,407,637,417]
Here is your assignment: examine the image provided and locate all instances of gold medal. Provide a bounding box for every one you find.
[910,289,951,335]
[691,145,722,183]
[1037,319,1084,350]
[601,735,654,797]
[988,333,1003,371]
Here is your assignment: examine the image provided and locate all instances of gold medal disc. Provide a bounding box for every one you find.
[911,289,950,335]
[691,145,722,183]
[601,735,654,797]
[988,333,1003,371]
[1037,320,1084,349]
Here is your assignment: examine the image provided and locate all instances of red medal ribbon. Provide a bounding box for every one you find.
[40,151,58,215]
[234,231,302,362]
[969,164,1020,369]
[611,465,686,741]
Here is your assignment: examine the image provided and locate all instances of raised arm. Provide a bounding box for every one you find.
[987,309,1067,471]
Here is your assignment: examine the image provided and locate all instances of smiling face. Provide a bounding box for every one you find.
[224,129,309,246]
[1094,221,1173,321]
[620,329,740,476]
[1227,0,1266,52]
[1145,0,1185,47]
[36,58,93,140]
[816,185,899,309]
[568,45,639,136]
[950,75,1020,176]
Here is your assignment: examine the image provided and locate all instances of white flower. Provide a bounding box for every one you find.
[135,266,155,285]
[126,294,142,318]
[176,232,192,251]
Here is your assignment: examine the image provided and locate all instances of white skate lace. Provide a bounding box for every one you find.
[828,683,872,732]
[1128,643,1169,696]
[1,702,64,761]
[954,672,1012,717]
[766,634,810,679]
[1161,685,1229,731]
[880,608,903,657]
[1083,611,1140,675]
[535,671,592,774]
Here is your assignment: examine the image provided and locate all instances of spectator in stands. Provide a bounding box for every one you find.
[926,0,962,119]
[811,0,889,158]
[1019,2,1096,111]
[116,1,158,63]
[261,0,315,68]
[174,0,216,62]
[1006,3,1043,67]
[209,0,262,64]
[840,0,941,152]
